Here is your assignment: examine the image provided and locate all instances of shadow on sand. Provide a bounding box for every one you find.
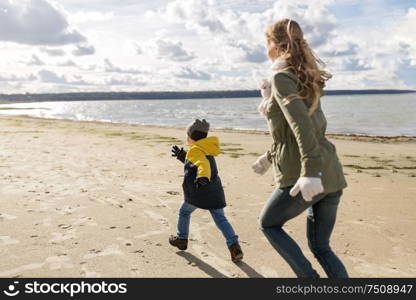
[176,252,264,278]
[235,261,264,278]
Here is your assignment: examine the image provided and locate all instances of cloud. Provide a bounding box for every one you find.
[40,48,66,57]
[0,0,86,45]
[326,68,411,90]
[38,69,67,83]
[0,73,36,82]
[320,6,415,88]
[174,66,211,80]
[57,59,77,67]
[140,39,195,62]
[340,58,372,71]
[0,81,23,90]
[38,69,91,85]
[394,8,416,66]
[319,39,359,57]
[150,0,337,47]
[147,0,337,65]
[72,44,95,56]
[27,54,45,66]
[223,40,267,63]
[105,75,147,86]
[135,45,143,55]
[103,58,147,74]
[163,0,228,34]
[70,74,91,85]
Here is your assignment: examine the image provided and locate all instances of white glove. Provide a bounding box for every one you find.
[259,79,271,99]
[289,177,324,201]
[252,152,271,175]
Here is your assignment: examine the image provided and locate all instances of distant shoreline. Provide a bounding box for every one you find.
[0,89,415,103]
[1,115,415,141]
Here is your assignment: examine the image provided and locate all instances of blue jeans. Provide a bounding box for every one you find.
[177,202,239,247]
[259,187,348,278]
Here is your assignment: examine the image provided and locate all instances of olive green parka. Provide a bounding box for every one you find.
[265,71,347,193]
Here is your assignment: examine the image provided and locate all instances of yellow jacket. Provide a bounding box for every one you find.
[185,136,221,180]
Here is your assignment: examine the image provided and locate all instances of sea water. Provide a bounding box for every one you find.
[1,93,415,136]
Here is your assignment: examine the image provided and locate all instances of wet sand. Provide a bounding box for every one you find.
[0,115,415,277]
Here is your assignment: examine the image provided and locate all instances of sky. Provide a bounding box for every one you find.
[0,0,415,94]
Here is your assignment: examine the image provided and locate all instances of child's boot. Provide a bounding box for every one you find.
[229,242,243,263]
[169,235,188,250]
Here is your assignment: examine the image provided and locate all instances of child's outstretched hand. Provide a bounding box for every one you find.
[171,145,186,163]
[194,177,209,189]
[171,145,183,157]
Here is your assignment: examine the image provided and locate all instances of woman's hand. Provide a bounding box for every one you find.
[252,152,272,175]
[259,79,272,99]
[289,177,324,201]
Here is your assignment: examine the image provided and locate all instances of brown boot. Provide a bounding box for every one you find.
[169,235,188,250]
[229,242,243,263]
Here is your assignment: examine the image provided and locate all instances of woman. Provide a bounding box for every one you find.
[252,19,348,278]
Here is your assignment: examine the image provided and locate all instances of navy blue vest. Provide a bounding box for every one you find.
[182,155,226,209]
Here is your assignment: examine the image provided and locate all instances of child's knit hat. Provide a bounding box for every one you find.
[187,119,210,141]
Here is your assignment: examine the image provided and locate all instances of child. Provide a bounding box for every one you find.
[169,119,243,263]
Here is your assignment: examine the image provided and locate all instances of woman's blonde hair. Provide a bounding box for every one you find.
[266,19,331,114]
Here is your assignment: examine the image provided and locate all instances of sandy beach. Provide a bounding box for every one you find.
[0,115,415,278]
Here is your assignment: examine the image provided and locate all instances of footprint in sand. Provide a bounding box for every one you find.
[55,205,85,216]
[58,224,72,230]
[240,240,251,246]
[201,252,209,257]
[166,191,180,196]
[116,237,133,247]
[82,245,123,260]
[130,267,140,275]
[72,216,97,227]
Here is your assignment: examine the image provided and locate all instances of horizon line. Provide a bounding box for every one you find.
[1,88,416,97]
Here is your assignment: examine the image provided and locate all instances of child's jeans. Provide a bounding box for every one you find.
[177,202,238,247]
